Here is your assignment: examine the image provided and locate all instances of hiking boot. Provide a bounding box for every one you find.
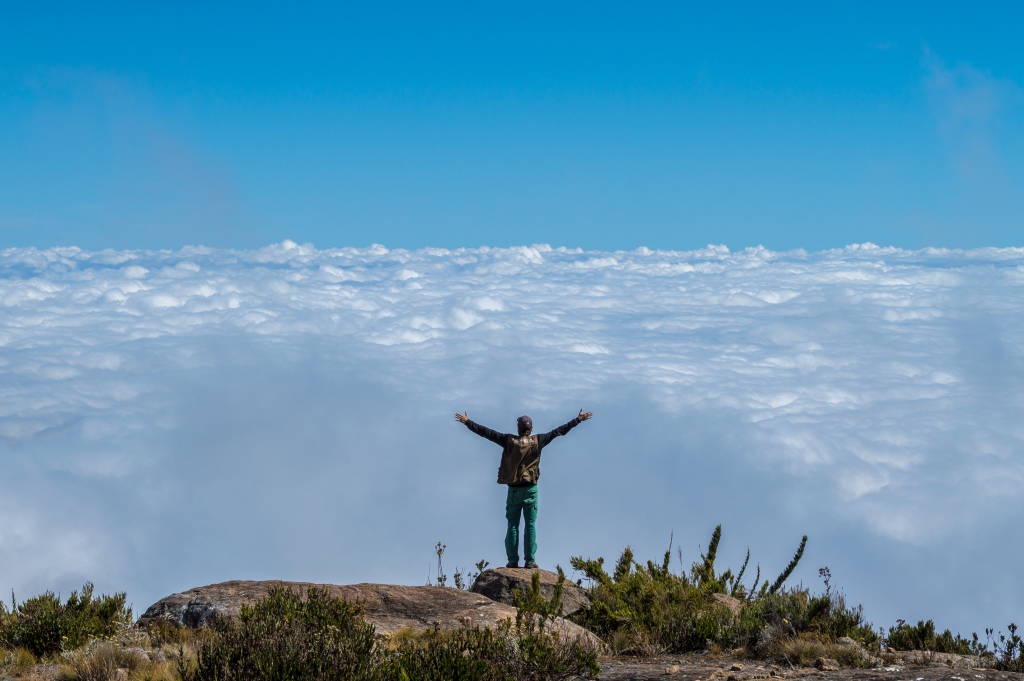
[524,561,539,569]
[506,561,519,568]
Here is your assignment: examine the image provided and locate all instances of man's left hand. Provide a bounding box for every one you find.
[578,409,593,421]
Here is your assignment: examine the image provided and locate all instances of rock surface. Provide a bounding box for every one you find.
[712,593,745,618]
[470,568,590,616]
[815,657,840,671]
[140,580,599,648]
[4,650,1014,681]
[594,653,1008,681]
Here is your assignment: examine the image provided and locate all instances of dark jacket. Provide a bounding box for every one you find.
[465,417,582,486]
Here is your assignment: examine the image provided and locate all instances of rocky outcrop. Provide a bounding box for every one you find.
[835,636,871,664]
[815,657,840,672]
[470,568,590,616]
[140,580,600,648]
[711,593,744,618]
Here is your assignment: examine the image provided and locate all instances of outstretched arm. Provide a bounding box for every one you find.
[537,409,593,448]
[454,411,509,446]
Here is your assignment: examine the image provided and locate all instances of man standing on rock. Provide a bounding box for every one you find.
[454,409,593,569]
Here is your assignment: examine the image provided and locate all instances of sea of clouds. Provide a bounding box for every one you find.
[1,241,1022,634]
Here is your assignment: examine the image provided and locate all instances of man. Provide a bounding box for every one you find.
[454,409,593,569]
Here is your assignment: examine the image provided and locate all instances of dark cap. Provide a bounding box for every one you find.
[517,415,533,433]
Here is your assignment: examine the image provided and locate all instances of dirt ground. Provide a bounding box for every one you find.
[595,654,1024,681]
[6,651,1022,681]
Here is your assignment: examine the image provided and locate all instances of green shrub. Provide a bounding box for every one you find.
[568,544,740,652]
[180,585,378,681]
[380,626,507,681]
[569,526,876,656]
[753,590,877,648]
[380,619,598,681]
[886,619,973,654]
[507,569,600,680]
[0,583,132,657]
[994,624,1024,672]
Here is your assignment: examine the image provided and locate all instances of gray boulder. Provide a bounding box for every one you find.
[711,593,744,618]
[140,580,600,648]
[470,568,589,616]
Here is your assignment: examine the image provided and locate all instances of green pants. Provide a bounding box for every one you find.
[505,485,538,564]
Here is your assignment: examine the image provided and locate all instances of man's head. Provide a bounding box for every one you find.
[517,415,533,436]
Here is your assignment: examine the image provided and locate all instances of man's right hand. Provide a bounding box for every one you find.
[454,411,469,424]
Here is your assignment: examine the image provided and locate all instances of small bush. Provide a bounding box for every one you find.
[752,590,877,649]
[569,526,877,659]
[180,585,378,681]
[0,583,132,657]
[378,626,501,680]
[568,541,743,652]
[993,624,1024,672]
[886,620,973,655]
[509,569,600,679]
[379,619,599,681]
[760,632,868,668]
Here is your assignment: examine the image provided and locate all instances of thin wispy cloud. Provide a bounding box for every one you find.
[1,241,1022,632]
[923,48,1024,182]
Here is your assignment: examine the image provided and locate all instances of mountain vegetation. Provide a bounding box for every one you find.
[1,526,1022,680]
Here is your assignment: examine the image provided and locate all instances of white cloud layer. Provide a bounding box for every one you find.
[1,241,1023,633]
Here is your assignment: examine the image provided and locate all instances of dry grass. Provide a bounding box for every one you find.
[610,628,634,655]
[136,619,197,648]
[376,626,428,650]
[55,641,178,681]
[58,643,142,681]
[1,647,38,676]
[762,633,869,668]
[34,619,207,681]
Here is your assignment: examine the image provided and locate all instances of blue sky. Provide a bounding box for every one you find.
[2,2,1023,251]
